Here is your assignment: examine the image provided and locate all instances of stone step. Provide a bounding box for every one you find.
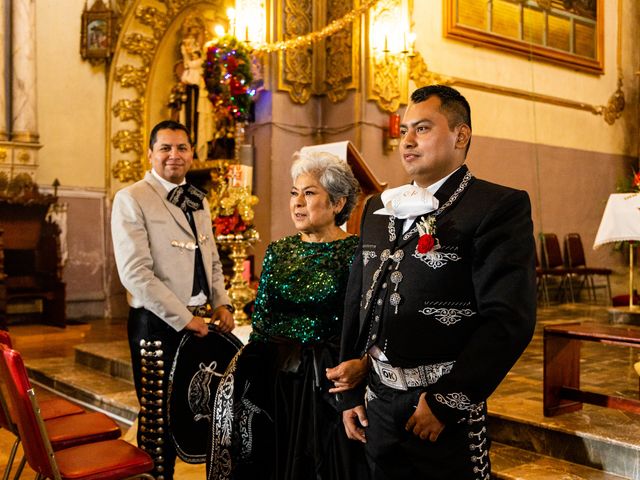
[491,442,631,479]
[488,394,640,479]
[25,356,138,422]
[74,340,133,382]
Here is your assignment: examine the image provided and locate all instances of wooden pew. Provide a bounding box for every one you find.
[543,322,640,416]
[0,201,65,328]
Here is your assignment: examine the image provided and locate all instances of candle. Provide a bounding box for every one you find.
[245,25,249,43]
[384,34,388,52]
[389,113,401,139]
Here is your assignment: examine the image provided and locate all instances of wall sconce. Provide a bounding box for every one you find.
[234,0,267,48]
[367,0,414,113]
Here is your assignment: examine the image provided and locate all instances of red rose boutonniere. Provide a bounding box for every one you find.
[416,216,437,254]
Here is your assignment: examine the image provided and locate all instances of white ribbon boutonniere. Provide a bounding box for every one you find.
[374,184,439,218]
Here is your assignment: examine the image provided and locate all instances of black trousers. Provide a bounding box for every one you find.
[364,372,490,480]
[128,307,185,480]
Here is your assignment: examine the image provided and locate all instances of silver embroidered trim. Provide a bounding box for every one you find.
[235,382,272,459]
[403,171,474,241]
[433,392,485,412]
[388,216,396,242]
[365,386,377,404]
[207,349,241,480]
[413,249,461,269]
[362,250,377,266]
[419,307,476,326]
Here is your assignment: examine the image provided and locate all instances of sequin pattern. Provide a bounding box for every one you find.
[250,235,359,344]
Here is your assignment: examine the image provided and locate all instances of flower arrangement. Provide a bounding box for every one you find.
[617,167,640,195]
[416,215,437,254]
[203,35,255,122]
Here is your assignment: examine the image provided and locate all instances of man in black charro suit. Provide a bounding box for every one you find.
[330,85,536,480]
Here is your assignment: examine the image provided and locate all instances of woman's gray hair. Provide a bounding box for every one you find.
[291,150,360,226]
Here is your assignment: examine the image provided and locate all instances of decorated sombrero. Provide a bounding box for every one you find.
[168,326,243,463]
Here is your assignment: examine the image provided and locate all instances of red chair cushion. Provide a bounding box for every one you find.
[54,439,154,480]
[40,396,84,420]
[46,412,121,450]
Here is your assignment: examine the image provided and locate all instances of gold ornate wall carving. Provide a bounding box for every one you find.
[107,0,227,192]
[278,0,314,103]
[324,0,358,102]
[276,0,359,104]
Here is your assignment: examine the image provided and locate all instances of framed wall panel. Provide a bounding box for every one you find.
[444,0,604,74]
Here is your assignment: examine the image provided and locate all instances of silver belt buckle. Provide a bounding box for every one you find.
[376,361,408,391]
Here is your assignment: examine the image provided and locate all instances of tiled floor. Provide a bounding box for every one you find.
[2,304,640,479]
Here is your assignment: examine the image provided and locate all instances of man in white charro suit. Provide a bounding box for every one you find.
[111,120,234,480]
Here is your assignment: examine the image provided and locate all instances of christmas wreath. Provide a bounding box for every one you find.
[204,35,254,122]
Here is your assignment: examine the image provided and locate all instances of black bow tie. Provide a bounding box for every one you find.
[167,184,206,213]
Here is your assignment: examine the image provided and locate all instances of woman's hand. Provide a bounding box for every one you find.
[326,356,370,393]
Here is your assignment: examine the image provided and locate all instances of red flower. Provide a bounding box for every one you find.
[633,172,640,188]
[417,234,435,254]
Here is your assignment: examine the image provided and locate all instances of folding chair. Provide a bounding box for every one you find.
[539,233,577,303]
[0,332,84,480]
[0,330,84,420]
[564,233,613,304]
[0,345,150,480]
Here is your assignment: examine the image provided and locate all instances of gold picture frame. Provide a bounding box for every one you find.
[80,0,117,63]
[444,0,603,74]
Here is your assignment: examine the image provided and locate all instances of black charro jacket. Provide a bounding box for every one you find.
[338,165,537,425]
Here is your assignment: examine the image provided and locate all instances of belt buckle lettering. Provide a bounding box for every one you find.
[378,363,408,391]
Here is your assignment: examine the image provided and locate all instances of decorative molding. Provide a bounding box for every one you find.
[134,6,169,39]
[409,54,625,125]
[112,130,144,155]
[114,65,150,95]
[324,0,357,103]
[112,98,144,125]
[278,0,314,104]
[121,33,157,65]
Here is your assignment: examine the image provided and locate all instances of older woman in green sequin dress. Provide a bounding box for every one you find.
[207,150,369,480]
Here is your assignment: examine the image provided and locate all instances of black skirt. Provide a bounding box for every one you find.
[207,339,369,480]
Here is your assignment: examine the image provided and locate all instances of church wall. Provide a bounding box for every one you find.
[33,0,110,318]
[35,0,107,189]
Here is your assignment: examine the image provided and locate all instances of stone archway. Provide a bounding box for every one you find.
[106,0,230,197]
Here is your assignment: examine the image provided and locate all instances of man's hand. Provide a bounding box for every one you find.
[405,392,444,442]
[184,316,209,337]
[211,306,235,333]
[342,405,368,443]
[326,357,369,393]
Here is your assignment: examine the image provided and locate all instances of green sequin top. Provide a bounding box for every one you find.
[250,234,359,344]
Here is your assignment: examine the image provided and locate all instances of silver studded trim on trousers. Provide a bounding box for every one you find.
[139,338,166,479]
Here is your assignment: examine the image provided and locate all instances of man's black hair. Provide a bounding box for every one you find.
[148,120,192,149]
[410,85,472,155]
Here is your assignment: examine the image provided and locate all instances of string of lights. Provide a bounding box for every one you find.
[252,0,392,53]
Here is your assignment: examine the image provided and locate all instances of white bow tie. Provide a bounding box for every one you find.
[373,184,439,219]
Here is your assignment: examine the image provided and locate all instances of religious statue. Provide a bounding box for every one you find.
[169,16,215,161]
